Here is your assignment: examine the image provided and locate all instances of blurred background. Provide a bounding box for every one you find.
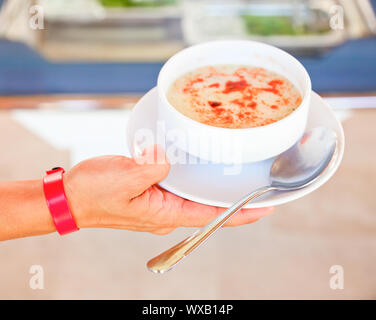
[0,0,375,299]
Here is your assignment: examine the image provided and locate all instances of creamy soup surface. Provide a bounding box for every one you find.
[167,65,302,129]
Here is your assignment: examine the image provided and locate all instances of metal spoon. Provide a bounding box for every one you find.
[147,127,337,273]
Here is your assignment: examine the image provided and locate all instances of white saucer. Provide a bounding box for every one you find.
[127,88,344,208]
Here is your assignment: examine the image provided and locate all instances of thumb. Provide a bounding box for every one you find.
[129,145,170,198]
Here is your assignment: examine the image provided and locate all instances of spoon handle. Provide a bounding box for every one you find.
[147,186,273,273]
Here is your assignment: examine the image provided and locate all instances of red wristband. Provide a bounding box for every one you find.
[43,167,79,235]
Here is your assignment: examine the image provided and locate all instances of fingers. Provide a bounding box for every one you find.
[128,145,170,199]
[151,228,175,236]
[224,207,275,227]
[179,198,274,227]
[158,190,274,228]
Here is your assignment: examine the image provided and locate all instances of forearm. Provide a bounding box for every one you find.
[0,179,56,241]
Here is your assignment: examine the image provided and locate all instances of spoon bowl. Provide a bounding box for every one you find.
[270,127,337,190]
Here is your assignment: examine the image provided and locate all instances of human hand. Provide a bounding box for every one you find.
[64,145,274,235]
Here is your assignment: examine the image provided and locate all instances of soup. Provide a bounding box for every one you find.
[167,64,302,129]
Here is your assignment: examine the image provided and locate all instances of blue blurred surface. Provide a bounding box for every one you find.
[0,0,375,95]
[0,39,162,95]
[1,37,375,95]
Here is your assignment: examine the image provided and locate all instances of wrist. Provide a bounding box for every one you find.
[62,170,92,229]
